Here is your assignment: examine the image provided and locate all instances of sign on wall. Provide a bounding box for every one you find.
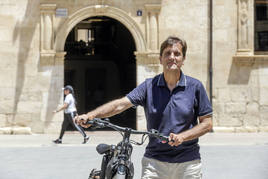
[56,8,68,17]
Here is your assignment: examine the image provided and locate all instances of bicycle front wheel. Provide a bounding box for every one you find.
[112,173,127,179]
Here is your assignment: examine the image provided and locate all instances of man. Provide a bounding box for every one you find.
[76,36,212,178]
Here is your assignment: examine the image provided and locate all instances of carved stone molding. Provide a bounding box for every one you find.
[55,5,146,52]
[40,4,56,55]
[144,4,161,51]
[236,0,252,55]
[233,55,255,66]
[135,51,161,77]
[54,52,66,67]
[93,5,108,13]
[135,51,160,65]
[233,55,268,66]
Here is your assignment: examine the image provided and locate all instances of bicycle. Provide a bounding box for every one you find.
[86,118,169,179]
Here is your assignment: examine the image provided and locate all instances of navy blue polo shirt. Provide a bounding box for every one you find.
[127,72,212,163]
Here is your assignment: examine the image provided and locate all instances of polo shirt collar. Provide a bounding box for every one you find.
[157,71,187,87]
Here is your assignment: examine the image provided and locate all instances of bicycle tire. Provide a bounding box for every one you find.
[112,174,127,179]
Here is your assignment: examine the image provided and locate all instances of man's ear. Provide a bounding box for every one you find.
[159,56,163,64]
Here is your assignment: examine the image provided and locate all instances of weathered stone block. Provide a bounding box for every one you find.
[23,75,51,92]
[20,91,42,102]
[0,114,6,127]
[14,113,32,127]
[30,120,44,133]
[0,87,15,101]
[213,127,235,133]
[259,127,268,132]
[235,127,259,133]
[0,127,12,134]
[216,88,231,102]
[213,103,224,114]
[0,100,14,113]
[12,127,32,135]
[225,103,246,114]
[218,115,243,127]
[43,122,61,134]
[260,106,268,126]
[250,87,259,102]
[0,68,16,88]
[230,87,250,102]
[259,87,268,105]
[244,102,260,126]
[17,101,42,113]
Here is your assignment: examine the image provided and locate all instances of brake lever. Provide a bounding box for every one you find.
[86,118,110,129]
[149,129,169,142]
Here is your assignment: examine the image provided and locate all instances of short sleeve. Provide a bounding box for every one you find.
[126,81,147,107]
[195,82,213,117]
[64,94,72,105]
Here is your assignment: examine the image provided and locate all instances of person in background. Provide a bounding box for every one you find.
[53,85,89,144]
[76,36,212,178]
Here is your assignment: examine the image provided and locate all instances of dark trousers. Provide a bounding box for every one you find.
[59,112,87,139]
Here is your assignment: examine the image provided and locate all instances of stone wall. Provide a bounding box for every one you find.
[213,0,268,132]
[0,0,267,133]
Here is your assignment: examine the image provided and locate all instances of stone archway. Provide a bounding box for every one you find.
[55,5,146,52]
[52,5,158,130]
[53,5,148,130]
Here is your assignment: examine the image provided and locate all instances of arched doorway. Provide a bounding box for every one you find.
[64,16,137,129]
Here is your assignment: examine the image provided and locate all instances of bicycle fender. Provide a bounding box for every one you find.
[105,157,118,179]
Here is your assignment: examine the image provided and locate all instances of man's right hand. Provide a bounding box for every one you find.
[75,114,92,128]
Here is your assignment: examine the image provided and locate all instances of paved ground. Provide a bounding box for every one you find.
[0,132,268,179]
[1,131,268,147]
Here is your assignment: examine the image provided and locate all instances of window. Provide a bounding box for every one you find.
[255,0,268,51]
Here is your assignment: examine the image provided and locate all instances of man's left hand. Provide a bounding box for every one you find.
[168,133,184,146]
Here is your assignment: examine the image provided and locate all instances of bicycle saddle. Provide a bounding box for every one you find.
[96,143,112,154]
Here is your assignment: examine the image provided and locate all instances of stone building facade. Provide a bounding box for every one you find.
[0,0,267,134]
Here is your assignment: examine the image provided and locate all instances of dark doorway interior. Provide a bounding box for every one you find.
[64,16,137,129]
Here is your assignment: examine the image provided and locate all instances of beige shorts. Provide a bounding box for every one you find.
[141,156,202,179]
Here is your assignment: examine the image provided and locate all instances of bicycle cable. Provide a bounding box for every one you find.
[130,134,148,145]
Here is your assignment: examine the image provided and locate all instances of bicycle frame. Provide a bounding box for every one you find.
[88,118,169,179]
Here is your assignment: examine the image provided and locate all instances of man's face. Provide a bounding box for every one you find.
[160,43,185,71]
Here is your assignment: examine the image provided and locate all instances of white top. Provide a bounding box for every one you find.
[64,93,76,113]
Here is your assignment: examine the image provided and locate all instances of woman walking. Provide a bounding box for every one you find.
[53,85,89,144]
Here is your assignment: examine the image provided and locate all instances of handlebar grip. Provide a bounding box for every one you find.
[86,118,110,129]
[159,136,169,142]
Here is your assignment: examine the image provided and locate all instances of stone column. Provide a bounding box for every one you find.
[145,4,161,51]
[40,4,56,53]
[43,52,65,133]
[135,5,161,130]
[135,52,161,130]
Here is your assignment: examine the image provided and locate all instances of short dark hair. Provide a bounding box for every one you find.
[160,36,187,58]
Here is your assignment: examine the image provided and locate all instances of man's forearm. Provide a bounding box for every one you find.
[179,117,212,142]
[87,97,133,119]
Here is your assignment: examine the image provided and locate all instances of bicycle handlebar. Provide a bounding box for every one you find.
[87,118,169,142]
